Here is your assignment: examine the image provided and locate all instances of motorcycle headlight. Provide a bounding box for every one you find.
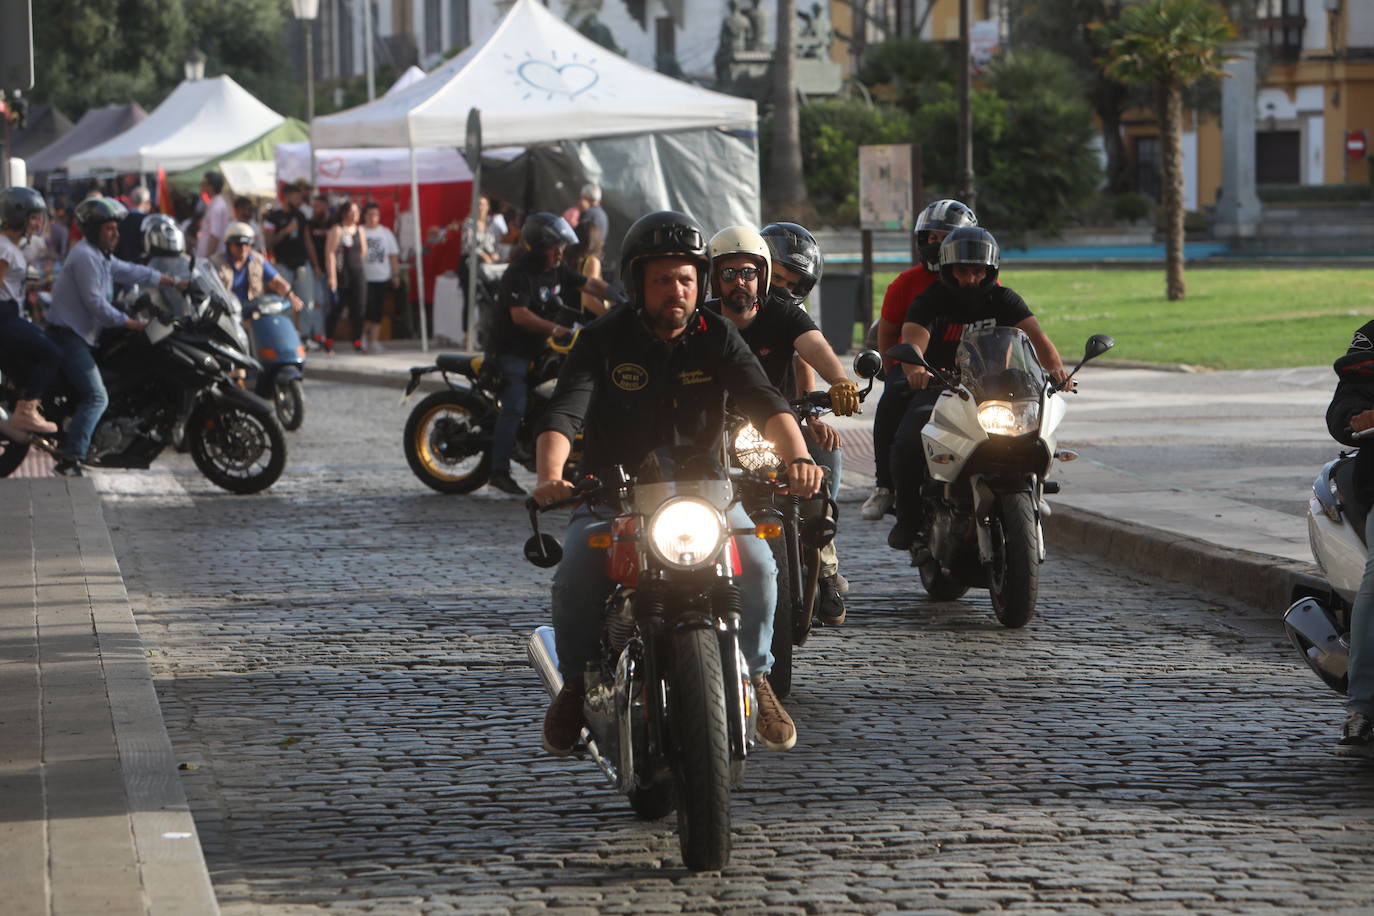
[977,400,1039,437]
[732,423,781,473]
[646,497,727,570]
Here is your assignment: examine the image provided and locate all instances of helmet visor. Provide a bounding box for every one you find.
[940,237,998,269]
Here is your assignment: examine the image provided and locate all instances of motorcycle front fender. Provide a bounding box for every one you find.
[202,382,275,419]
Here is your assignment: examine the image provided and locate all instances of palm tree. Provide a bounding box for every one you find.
[765,0,815,223]
[1097,0,1233,300]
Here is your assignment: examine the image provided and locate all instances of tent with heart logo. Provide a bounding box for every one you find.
[310,0,760,350]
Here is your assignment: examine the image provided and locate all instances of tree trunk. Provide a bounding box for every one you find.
[765,0,815,223]
[1092,79,1132,194]
[1159,78,1186,301]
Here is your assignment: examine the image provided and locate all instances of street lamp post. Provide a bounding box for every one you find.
[184,48,206,82]
[291,0,320,123]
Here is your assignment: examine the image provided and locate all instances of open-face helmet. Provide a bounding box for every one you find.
[915,199,977,272]
[0,186,46,235]
[619,210,709,309]
[142,213,185,257]
[938,226,1000,290]
[519,211,577,256]
[74,196,127,241]
[707,225,771,306]
[224,221,256,247]
[760,221,822,308]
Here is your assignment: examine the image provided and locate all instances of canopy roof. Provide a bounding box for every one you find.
[26,103,147,175]
[312,0,756,149]
[11,105,73,160]
[384,65,427,96]
[168,118,310,194]
[68,76,286,174]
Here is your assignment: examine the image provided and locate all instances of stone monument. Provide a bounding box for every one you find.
[1214,39,1262,238]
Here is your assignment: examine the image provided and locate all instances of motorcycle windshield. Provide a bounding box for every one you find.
[192,258,243,320]
[955,326,1046,402]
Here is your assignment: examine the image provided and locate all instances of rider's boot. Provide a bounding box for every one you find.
[542,679,586,757]
[752,674,796,751]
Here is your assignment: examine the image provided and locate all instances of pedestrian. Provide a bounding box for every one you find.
[115,185,152,263]
[324,200,367,353]
[234,197,264,252]
[359,202,400,353]
[195,171,232,258]
[0,187,62,434]
[264,180,315,338]
[304,192,333,347]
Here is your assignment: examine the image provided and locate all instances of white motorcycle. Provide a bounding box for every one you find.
[887,328,1115,627]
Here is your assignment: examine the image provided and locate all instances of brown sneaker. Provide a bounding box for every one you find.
[751,674,796,751]
[542,682,586,757]
[817,575,846,626]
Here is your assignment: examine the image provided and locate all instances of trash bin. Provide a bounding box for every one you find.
[816,271,869,354]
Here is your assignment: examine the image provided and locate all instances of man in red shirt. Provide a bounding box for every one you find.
[861,200,978,521]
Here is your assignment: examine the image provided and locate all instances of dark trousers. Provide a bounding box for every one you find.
[872,366,913,490]
[891,388,942,532]
[326,278,365,341]
[0,300,62,400]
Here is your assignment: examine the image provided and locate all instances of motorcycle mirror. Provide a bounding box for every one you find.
[885,343,929,368]
[852,349,883,380]
[523,533,563,568]
[1083,334,1116,362]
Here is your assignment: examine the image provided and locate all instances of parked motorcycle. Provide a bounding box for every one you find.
[401,332,578,493]
[728,349,883,698]
[887,329,1114,627]
[524,449,767,871]
[0,277,288,493]
[244,293,307,431]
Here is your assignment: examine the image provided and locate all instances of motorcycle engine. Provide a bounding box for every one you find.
[604,589,636,658]
[89,415,154,461]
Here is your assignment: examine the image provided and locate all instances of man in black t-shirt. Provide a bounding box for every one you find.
[486,212,619,496]
[264,181,313,330]
[889,227,1068,551]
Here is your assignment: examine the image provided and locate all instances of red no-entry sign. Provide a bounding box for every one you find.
[1348,130,1368,159]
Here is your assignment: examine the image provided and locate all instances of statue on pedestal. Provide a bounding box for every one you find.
[745,0,772,54]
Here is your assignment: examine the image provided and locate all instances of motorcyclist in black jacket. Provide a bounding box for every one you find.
[531,210,824,757]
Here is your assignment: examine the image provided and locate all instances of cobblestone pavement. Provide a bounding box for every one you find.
[99,380,1374,915]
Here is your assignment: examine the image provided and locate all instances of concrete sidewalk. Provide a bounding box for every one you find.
[308,340,1334,610]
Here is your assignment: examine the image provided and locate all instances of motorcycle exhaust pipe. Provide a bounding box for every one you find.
[527,626,563,700]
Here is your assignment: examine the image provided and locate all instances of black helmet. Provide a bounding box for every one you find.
[75,196,128,240]
[519,211,577,255]
[938,226,1000,290]
[1,186,47,233]
[915,199,977,272]
[760,221,822,307]
[619,210,709,309]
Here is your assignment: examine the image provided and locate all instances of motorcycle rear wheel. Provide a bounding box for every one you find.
[274,378,305,431]
[670,626,732,872]
[187,404,287,494]
[988,492,1040,628]
[403,390,491,494]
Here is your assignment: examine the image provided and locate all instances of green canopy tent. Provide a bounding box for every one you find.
[169,117,309,197]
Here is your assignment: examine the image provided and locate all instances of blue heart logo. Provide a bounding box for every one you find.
[517,60,599,98]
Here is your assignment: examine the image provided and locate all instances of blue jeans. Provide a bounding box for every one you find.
[491,353,530,474]
[48,328,107,460]
[551,502,778,680]
[807,435,842,578]
[1348,511,1374,714]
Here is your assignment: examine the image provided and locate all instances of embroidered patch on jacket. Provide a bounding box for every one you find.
[612,362,648,391]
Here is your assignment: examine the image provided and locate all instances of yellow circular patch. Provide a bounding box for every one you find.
[612,362,648,391]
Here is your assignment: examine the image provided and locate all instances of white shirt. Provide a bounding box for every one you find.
[362,225,399,283]
[0,234,25,302]
[196,194,231,258]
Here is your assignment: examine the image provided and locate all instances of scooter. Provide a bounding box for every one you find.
[245,293,307,431]
[887,329,1115,627]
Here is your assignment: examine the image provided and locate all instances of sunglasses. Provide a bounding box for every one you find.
[718,266,759,283]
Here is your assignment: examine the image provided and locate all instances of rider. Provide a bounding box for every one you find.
[1326,321,1374,756]
[212,221,304,312]
[531,210,825,756]
[45,197,187,475]
[888,226,1069,552]
[711,222,860,625]
[0,187,62,434]
[486,211,620,497]
[862,199,978,522]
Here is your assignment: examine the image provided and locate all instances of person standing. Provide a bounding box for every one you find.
[264,181,314,337]
[359,202,400,353]
[303,193,333,347]
[0,187,62,434]
[115,186,152,262]
[195,171,232,259]
[323,200,367,353]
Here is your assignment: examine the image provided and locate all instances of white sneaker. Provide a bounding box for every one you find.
[860,487,893,521]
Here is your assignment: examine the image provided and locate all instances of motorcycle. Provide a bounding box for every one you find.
[400,331,579,493]
[523,449,768,871]
[887,329,1115,627]
[728,349,883,698]
[0,276,288,494]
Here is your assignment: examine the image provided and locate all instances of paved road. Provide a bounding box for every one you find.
[100,380,1374,914]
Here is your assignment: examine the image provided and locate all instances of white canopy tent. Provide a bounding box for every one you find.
[275,141,472,187]
[311,0,759,350]
[69,76,287,174]
[384,65,427,97]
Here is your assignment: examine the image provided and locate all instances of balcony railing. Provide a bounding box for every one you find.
[1259,15,1306,62]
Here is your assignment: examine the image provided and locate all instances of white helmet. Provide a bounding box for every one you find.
[142,213,185,257]
[707,225,771,303]
[224,221,256,246]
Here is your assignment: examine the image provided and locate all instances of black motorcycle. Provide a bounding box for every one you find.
[524,450,764,872]
[401,334,578,493]
[728,350,882,698]
[0,286,287,494]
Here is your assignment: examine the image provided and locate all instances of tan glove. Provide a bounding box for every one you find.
[828,379,860,416]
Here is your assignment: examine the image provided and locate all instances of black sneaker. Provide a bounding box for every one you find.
[887,522,915,551]
[816,576,846,626]
[53,458,83,478]
[488,471,527,496]
[1337,712,1374,757]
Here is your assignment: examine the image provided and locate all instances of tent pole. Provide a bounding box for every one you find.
[409,145,428,353]
[465,154,482,353]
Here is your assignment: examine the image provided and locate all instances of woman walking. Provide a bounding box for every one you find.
[323,200,367,353]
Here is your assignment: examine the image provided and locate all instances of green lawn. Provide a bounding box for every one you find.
[869,268,1374,369]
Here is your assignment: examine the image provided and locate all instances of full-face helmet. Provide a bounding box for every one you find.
[915,199,977,272]
[620,210,709,309]
[759,221,822,308]
[938,226,1000,290]
[142,213,186,257]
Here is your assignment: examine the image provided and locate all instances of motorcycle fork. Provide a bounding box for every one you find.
[782,495,805,619]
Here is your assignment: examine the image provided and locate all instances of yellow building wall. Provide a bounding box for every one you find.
[1196,112,1222,208]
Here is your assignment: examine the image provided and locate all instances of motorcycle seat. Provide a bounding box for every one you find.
[436,354,484,377]
[1334,458,1371,543]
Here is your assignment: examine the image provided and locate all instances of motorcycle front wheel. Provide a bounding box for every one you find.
[274,378,305,431]
[988,492,1040,628]
[187,403,287,494]
[767,536,794,699]
[670,626,732,872]
[403,390,491,494]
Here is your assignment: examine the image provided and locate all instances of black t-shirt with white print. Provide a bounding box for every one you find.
[904,282,1034,371]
